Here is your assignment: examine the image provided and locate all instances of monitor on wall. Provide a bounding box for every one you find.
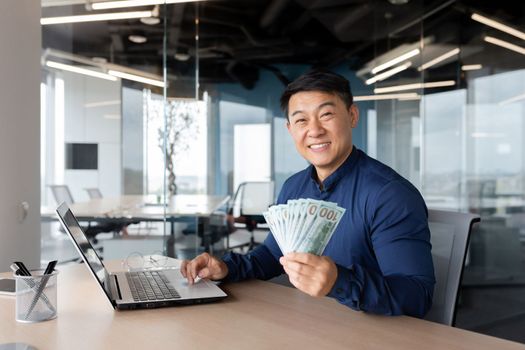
[65,143,98,170]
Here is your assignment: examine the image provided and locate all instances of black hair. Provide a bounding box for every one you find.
[280,69,354,120]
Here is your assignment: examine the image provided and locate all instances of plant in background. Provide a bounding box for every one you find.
[161,99,200,195]
[146,91,199,196]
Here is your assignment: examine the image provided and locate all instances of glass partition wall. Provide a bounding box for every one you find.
[366,2,525,341]
[40,0,525,342]
[40,1,208,265]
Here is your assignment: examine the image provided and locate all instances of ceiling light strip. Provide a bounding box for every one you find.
[108,70,165,87]
[366,62,411,85]
[398,96,421,101]
[484,36,525,55]
[461,64,483,71]
[85,100,121,108]
[417,48,460,71]
[374,80,455,94]
[471,13,525,41]
[92,0,203,9]
[41,10,152,25]
[371,48,420,74]
[499,92,525,106]
[42,0,86,7]
[354,93,420,101]
[44,48,164,82]
[46,61,118,81]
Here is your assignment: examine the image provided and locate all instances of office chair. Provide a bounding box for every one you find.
[424,209,480,326]
[85,187,103,199]
[201,212,231,254]
[49,185,128,243]
[84,187,140,235]
[49,185,74,206]
[227,181,275,252]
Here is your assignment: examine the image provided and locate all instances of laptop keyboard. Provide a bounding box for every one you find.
[126,270,181,301]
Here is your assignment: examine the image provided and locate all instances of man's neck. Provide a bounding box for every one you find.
[314,147,354,188]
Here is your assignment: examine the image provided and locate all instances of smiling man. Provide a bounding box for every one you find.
[181,69,435,317]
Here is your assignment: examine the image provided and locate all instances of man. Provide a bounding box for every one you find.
[181,69,435,317]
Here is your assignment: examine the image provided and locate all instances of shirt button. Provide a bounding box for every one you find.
[336,288,343,294]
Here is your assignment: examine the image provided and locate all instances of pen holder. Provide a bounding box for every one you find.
[14,270,58,323]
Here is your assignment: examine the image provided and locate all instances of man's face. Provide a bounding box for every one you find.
[286,91,359,181]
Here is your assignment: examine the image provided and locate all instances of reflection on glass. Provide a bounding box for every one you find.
[422,89,466,211]
[39,1,525,341]
[145,91,207,195]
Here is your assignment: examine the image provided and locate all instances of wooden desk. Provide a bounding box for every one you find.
[1,262,524,350]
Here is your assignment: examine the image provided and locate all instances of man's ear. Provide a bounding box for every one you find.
[349,104,359,128]
[286,120,291,133]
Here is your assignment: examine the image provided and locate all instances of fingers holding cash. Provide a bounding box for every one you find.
[280,253,338,297]
[180,253,229,285]
[265,198,344,296]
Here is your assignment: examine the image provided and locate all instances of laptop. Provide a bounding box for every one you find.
[56,202,227,310]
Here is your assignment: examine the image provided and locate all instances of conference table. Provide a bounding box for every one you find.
[41,194,231,257]
[42,194,231,220]
[1,261,524,350]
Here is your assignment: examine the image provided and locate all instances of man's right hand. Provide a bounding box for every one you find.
[180,252,228,285]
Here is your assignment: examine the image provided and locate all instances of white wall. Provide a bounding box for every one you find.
[59,71,122,202]
[233,124,272,191]
[0,1,41,270]
[273,117,308,195]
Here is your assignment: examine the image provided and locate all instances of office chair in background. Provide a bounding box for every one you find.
[85,187,140,235]
[199,211,231,255]
[49,185,75,205]
[226,181,275,252]
[424,209,480,326]
[49,185,128,243]
[85,187,103,199]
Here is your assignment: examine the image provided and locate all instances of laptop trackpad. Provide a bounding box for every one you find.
[164,269,225,299]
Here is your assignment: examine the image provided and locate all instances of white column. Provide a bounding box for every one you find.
[0,1,41,270]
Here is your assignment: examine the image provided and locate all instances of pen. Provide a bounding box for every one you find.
[9,263,22,276]
[44,260,58,275]
[14,261,32,276]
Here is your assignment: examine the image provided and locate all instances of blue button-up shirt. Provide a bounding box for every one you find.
[222,147,435,317]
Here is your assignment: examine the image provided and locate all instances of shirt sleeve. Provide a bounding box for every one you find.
[221,233,284,282]
[327,180,435,318]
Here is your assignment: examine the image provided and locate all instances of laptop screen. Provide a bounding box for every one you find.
[56,202,114,305]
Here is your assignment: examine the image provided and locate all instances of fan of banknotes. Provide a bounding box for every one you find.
[263,199,346,255]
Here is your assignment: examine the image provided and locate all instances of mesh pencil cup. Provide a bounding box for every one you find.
[14,270,58,323]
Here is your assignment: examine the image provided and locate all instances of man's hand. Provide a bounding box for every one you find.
[279,252,338,297]
[180,253,228,285]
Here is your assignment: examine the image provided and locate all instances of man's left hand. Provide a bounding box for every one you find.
[279,252,338,297]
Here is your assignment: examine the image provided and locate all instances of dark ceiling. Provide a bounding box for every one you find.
[42,0,525,93]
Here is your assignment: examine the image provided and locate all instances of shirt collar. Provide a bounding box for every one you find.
[309,146,360,192]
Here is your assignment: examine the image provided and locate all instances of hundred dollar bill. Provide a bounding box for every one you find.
[262,199,345,254]
[268,204,284,237]
[288,199,306,251]
[295,202,346,255]
[263,211,286,254]
[274,204,287,242]
[285,199,299,244]
[292,199,323,252]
